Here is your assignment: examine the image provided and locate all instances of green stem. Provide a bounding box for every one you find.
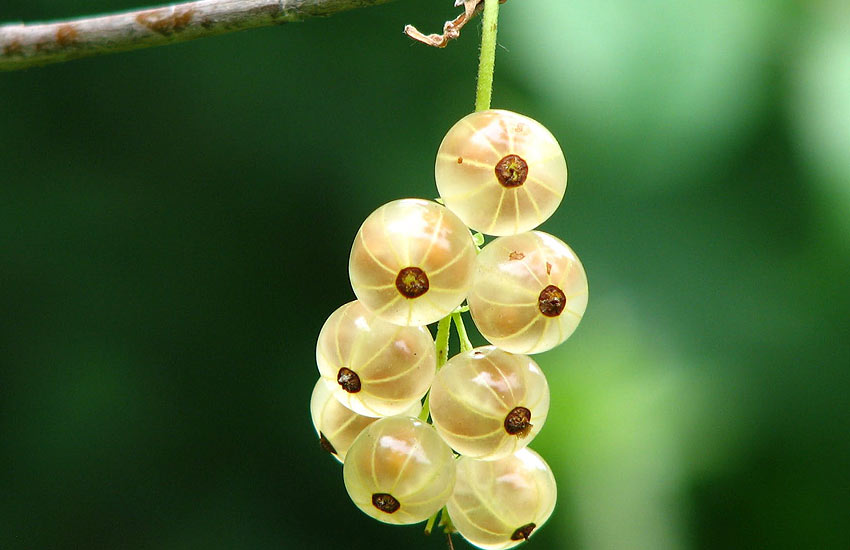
[418,315,453,423]
[435,315,452,369]
[474,0,501,111]
[424,508,440,535]
[418,392,431,423]
[452,312,473,353]
[438,505,456,533]
[423,1,499,526]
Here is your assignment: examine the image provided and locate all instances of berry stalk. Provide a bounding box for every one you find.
[474,0,501,111]
[452,312,473,353]
[418,315,453,423]
[424,507,440,535]
[435,315,453,369]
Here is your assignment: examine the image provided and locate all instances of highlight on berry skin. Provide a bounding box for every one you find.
[429,346,550,460]
[349,198,478,326]
[446,448,557,550]
[309,379,421,464]
[316,301,436,417]
[468,231,588,354]
[435,109,567,236]
[343,416,457,525]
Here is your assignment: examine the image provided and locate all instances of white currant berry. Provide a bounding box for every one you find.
[349,199,477,326]
[343,416,457,525]
[468,231,588,354]
[447,448,557,549]
[435,110,567,236]
[316,301,436,417]
[309,379,421,463]
[429,347,549,461]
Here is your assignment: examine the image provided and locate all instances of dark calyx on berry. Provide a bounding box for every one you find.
[372,493,401,514]
[319,432,337,455]
[337,367,362,393]
[511,523,537,541]
[504,406,533,437]
[495,154,529,188]
[538,284,566,317]
[395,266,429,298]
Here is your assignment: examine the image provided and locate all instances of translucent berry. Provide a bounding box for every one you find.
[435,110,567,236]
[343,416,457,525]
[309,379,421,463]
[447,448,557,549]
[349,199,477,326]
[468,231,588,354]
[429,347,549,460]
[316,301,436,417]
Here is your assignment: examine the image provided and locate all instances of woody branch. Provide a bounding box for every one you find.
[0,0,398,71]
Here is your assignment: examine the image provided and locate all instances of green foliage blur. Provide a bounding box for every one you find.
[1,0,848,548]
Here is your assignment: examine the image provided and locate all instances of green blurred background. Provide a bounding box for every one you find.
[2,0,848,548]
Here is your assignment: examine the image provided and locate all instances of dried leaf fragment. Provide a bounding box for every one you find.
[404,0,507,48]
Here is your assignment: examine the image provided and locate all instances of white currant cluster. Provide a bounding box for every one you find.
[310,109,588,549]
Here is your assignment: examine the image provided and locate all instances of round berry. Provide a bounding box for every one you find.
[435,110,567,236]
[447,448,557,549]
[468,231,588,354]
[429,347,549,460]
[309,379,421,463]
[349,199,477,326]
[316,301,436,417]
[343,416,457,525]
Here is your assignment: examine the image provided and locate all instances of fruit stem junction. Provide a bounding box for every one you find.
[474,0,501,111]
[424,505,456,540]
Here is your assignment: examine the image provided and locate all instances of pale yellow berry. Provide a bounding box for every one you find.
[435,110,567,236]
[349,199,477,326]
[316,301,436,417]
[429,347,549,460]
[343,416,457,525]
[447,448,557,549]
[468,231,588,354]
[309,379,421,463]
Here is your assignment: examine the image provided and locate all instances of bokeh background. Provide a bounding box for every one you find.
[2,0,848,548]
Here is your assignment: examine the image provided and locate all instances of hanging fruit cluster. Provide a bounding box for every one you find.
[310,109,588,549]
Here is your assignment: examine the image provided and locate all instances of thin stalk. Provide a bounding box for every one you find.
[418,392,431,423]
[435,314,453,368]
[418,315,452,423]
[474,0,501,111]
[424,508,440,535]
[452,312,473,352]
[438,505,456,533]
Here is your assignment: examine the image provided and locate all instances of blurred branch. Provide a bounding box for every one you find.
[0,0,398,71]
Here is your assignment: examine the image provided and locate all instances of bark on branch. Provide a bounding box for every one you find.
[0,0,398,72]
